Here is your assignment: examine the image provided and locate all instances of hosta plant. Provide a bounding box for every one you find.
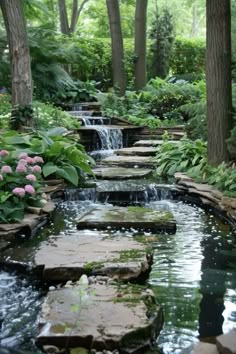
[0,150,44,223]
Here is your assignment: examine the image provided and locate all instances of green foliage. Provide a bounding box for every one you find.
[154,137,236,195]
[33,101,80,130]
[155,138,207,176]
[0,130,95,187]
[0,94,11,129]
[227,125,236,160]
[149,7,175,79]
[170,37,205,75]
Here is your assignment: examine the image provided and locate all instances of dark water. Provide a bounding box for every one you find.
[0,192,236,353]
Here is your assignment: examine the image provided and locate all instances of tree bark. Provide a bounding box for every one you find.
[134,0,148,90]
[70,0,89,33]
[206,0,232,165]
[58,0,69,34]
[0,0,33,129]
[106,0,126,96]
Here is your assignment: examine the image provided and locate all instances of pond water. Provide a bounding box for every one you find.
[0,189,236,353]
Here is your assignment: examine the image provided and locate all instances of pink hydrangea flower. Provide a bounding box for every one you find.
[31,165,42,173]
[33,156,44,164]
[26,174,36,182]
[24,184,35,195]
[0,174,3,181]
[0,150,9,157]
[16,164,27,173]
[18,152,28,160]
[1,165,12,174]
[26,157,34,164]
[18,159,27,165]
[12,187,25,198]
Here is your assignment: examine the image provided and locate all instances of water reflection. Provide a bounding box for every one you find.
[149,200,236,353]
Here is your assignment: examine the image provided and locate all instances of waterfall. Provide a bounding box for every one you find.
[95,126,123,150]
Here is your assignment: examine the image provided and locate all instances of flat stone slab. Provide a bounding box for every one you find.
[78,125,139,131]
[34,231,152,281]
[101,155,154,168]
[93,167,152,180]
[134,140,180,147]
[192,342,219,354]
[36,283,163,352]
[115,147,157,156]
[77,206,176,234]
[216,329,236,354]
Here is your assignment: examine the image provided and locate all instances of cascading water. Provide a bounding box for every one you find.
[94,126,123,150]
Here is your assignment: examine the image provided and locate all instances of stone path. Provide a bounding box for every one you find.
[35,103,183,353]
[93,167,152,180]
[115,146,157,156]
[134,139,180,147]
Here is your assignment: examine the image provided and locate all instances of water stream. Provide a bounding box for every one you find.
[1,191,235,353]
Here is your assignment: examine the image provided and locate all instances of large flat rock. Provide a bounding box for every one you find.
[134,140,180,147]
[77,206,176,234]
[34,231,153,281]
[36,283,164,352]
[101,155,154,168]
[93,167,152,180]
[115,147,157,156]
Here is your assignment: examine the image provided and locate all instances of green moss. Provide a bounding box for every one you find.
[127,206,153,213]
[84,261,104,272]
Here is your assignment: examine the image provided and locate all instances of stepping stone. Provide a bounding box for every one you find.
[216,329,236,354]
[93,167,152,180]
[36,282,164,352]
[115,146,157,156]
[100,155,154,168]
[34,231,153,281]
[134,140,180,147]
[77,206,176,234]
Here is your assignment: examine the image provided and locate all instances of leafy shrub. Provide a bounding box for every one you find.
[0,149,44,223]
[33,102,80,130]
[170,37,205,76]
[0,129,95,187]
[154,137,236,195]
[155,138,207,176]
[0,94,11,129]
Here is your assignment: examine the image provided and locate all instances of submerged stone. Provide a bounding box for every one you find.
[77,206,176,234]
[93,167,152,180]
[36,283,163,352]
[33,231,153,282]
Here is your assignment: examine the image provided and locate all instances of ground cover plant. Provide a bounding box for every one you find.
[154,137,236,197]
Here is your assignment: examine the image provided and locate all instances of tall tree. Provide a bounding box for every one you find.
[206,0,232,165]
[0,0,33,129]
[106,0,126,95]
[149,7,175,79]
[134,0,148,90]
[58,0,89,35]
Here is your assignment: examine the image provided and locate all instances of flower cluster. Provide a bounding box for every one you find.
[0,150,45,222]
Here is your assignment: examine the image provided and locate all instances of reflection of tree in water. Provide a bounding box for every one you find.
[198,227,232,339]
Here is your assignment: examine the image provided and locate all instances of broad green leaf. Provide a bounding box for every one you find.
[42,162,58,177]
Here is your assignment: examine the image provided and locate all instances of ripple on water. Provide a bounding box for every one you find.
[0,272,43,352]
[148,200,236,353]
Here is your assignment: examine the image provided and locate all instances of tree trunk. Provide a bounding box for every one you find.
[70,0,89,33]
[0,0,33,129]
[106,0,126,96]
[134,0,148,90]
[190,2,198,37]
[58,0,69,34]
[206,0,232,165]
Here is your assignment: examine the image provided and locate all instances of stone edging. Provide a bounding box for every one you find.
[174,172,236,226]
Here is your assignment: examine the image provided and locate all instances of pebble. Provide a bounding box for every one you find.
[49,286,56,291]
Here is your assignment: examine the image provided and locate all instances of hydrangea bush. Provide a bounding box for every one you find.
[0,150,45,223]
